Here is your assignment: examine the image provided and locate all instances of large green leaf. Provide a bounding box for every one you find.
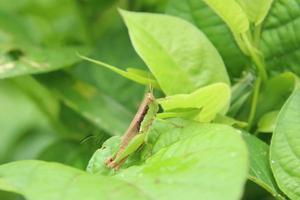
[0,119,248,200]
[158,83,230,122]
[270,88,300,199]
[237,0,273,25]
[166,0,248,78]
[241,132,283,199]
[202,0,249,34]
[120,10,229,95]
[261,0,300,76]
[0,161,148,200]
[36,72,133,136]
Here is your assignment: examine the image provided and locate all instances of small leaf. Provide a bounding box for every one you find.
[203,0,249,34]
[270,87,300,199]
[257,110,279,133]
[241,132,283,199]
[87,136,121,175]
[214,114,247,128]
[0,46,88,79]
[255,72,297,124]
[79,55,160,88]
[158,83,230,122]
[120,10,229,95]
[237,0,274,25]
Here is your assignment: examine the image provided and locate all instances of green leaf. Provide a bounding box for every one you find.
[166,0,249,78]
[90,118,249,200]
[237,0,273,25]
[202,0,249,34]
[214,114,247,128]
[255,72,297,124]
[261,0,300,76]
[270,87,300,199]
[122,119,248,200]
[36,72,133,136]
[79,55,160,88]
[120,10,229,95]
[0,46,88,79]
[241,132,283,199]
[257,110,279,133]
[86,136,121,175]
[158,83,230,122]
[0,161,148,200]
[0,119,248,200]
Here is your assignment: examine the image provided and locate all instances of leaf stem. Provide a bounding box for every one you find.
[241,33,268,82]
[254,25,262,47]
[247,77,261,131]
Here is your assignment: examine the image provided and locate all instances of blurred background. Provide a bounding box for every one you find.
[0,0,169,168]
[0,1,275,199]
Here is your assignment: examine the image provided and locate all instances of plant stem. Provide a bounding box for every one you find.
[254,25,262,47]
[241,33,268,82]
[247,77,261,131]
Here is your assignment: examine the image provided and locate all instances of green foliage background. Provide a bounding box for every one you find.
[0,0,299,200]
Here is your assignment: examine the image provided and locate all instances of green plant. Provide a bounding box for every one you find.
[0,0,299,199]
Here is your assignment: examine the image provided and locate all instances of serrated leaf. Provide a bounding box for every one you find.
[79,55,160,88]
[270,87,300,199]
[120,10,229,95]
[158,83,230,122]
[36,72,133,136]
[237,0,273,25]
[202,0,249,34]
[241,132,283,199]
[166,0,248,77]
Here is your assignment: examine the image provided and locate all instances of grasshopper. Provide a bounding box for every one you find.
[105,91,159,170]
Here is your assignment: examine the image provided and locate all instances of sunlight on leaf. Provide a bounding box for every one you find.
[158,83,230,122]
[237,0,273,25]
[120,9,229,95]
[203,0,249,34]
